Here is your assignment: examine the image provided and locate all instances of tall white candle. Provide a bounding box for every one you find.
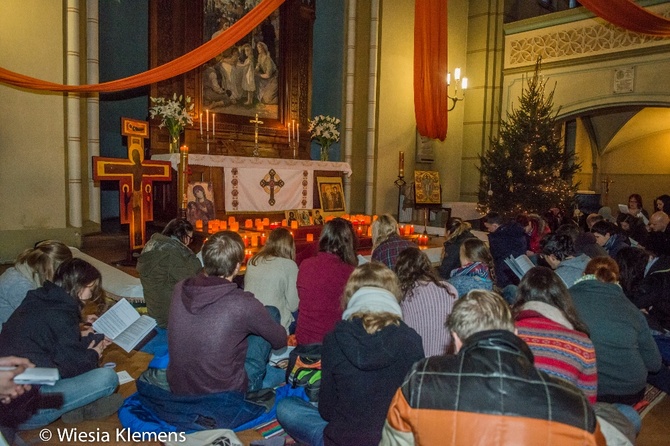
[206,109,209,133]
[297,123,299,143]
[288,124,291,143]
[200,113,203,135]
[292,120,295,139]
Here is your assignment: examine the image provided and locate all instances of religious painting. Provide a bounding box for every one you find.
[317,177,346,215]
[311,209,325,225]
[285,209,298,226]
[187,182,216,225]
[414,171,441,205]
[296,209,312,227]
[202,1,280,120]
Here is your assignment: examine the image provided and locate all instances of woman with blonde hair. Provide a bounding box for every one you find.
[370,214,414,269]
[244,227,299,332]
[0,240,72,329]
[438,217,477,280]
[396,247,458,356]
[447,238,496,297]
[277,262,424,445]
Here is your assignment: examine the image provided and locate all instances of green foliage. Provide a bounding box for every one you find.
[477,59,579,218]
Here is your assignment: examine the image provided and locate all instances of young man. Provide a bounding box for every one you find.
[483,212,528,288]
[380,290,605,445]
[167,230,286,396]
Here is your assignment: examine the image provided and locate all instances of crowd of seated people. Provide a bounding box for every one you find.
[5,192,670,445]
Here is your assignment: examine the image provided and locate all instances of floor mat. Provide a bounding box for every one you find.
[254,419,295,445]
[639,384,666,418]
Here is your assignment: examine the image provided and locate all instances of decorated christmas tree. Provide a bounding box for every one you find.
[477,59,579,217]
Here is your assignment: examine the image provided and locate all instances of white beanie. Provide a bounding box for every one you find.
[342,286,402,320]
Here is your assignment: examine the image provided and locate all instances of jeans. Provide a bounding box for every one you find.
[276,397,326,446]
[612,403,642,436]
[246,306,281,392]
[19,367,119,430]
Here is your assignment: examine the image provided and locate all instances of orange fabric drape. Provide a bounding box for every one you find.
[0,0,284,93]
[414,0,448,141]
[579,0,670,36]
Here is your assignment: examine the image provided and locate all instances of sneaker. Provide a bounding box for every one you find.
[61,393,123,424]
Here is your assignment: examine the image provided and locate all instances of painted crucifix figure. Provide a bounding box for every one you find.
[93,118,172,252]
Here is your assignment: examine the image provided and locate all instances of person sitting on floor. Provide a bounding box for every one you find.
[447,238,495,297]
[0,240,72,330]
[137,218,202,329]
[370,214,415,270]
[438,217,478,281]
[483,212,528,288]
[380,289,605,445]
[0,258,120,430]
[539,233,590,288]
[590,220,630,258]
[395,247,458,356]
[295,218,357,345]
[277,262,424,446]
[167,231,287,402]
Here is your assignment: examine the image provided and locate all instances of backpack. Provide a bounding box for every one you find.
[285,343,322,402]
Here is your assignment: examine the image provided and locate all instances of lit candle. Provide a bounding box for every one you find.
[206,109,209,133]
[243,236,250,247]
[212,113,216,135]
[447,72,451,86]
[245,219,253,229]
[228,216,236,226]
[220,221,227,231]
[454,67,461,81]
[410,224,415,234]
[262,218,270,226]
[291,220,299,230]
[399,151,405,177]
[462,77,468,90]
[260,233,267,245]
[306,233,314,242]
[200,113,203,135]
[282,219,287,227]
[195,219,203,230]
[251,235,259,247]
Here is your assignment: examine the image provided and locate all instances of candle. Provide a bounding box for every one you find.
[245,250,253,262]
[297,123,299,143]
[254,218,262,227]
[232,222,240,232]
[220,221,227,231]
[251,236,259,247]
[306,234,314,242]
[290,220,299,230]
[206,109,209,133]
[410,224,415,234]
[288,123,291,143]
[245,219,253,229]
[447,72,451,86]
[212,113,216,135]
[260,233,267,245]
[195,219,203,230]
[399,151,405,177]
[262,218,270,226]
[292,120,295,140]
[200,113,203,135]
[282,219,287,227]
[228,216,236,226]
[243,236,250,247]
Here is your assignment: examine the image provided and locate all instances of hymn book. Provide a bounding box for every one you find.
[504,254,535,280]
[92,298,156,353]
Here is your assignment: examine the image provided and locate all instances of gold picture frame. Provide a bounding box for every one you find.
[316,177,346,215]
[414,170,441,205]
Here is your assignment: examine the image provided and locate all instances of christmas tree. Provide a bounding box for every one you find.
[477,58,579,217]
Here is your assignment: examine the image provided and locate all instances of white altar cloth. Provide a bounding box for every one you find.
[71,248,144,303]
[154,155,352,212]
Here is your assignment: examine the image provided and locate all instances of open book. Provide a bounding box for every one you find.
[618,204,649,225]
[92,299,156,353]
[504,254,534,280]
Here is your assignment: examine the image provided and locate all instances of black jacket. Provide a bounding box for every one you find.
[319,317,424,446]
[438,231,477,280]
[630,262,670,332]
[0,282,98,378]
[488,222,528,287]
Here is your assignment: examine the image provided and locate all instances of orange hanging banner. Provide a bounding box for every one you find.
[579,0,670,36]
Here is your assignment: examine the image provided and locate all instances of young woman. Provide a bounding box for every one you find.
[244,227,299,333]
[370,214,414,270]
[590,220,630,258]
[438,217,477,280]
[0,240,72,329]
[295,218,357,345]
[447,238,495,297]
[277,262,424,446]
[513,266,597,403]
[136,218,202,329]
[395,247,458,356]
[0,258,119,429]
[517,214,550,255]
[654,194,670,214]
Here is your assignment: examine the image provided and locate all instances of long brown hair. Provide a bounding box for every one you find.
[250,227,295,265]
[459,238,497,285]
[395,247,456,302]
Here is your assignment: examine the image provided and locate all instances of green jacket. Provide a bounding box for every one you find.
[137,233,202,328]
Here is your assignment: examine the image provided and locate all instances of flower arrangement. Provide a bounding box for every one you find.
[308,115,341,161]
[149,94,194,152]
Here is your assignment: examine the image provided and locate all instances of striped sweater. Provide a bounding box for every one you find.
[515,307,598,404]
[401,281,457,356]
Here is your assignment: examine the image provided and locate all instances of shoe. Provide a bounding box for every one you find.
[61,393,123,424]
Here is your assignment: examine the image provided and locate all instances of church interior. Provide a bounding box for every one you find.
[2,0,670,444]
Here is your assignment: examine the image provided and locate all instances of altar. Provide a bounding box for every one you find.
[152,154,352,216]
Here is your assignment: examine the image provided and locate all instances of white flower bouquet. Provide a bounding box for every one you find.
[149,94,194,151]
[308,115,341,160]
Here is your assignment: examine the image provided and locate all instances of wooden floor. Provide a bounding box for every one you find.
[7,230,670,445]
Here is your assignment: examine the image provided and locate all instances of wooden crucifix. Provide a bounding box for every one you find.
[250,113,263,157]
[93,117,172,253]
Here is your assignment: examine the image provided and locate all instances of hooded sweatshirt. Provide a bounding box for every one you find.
[167,274,286,395]
[319,307,424,445]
